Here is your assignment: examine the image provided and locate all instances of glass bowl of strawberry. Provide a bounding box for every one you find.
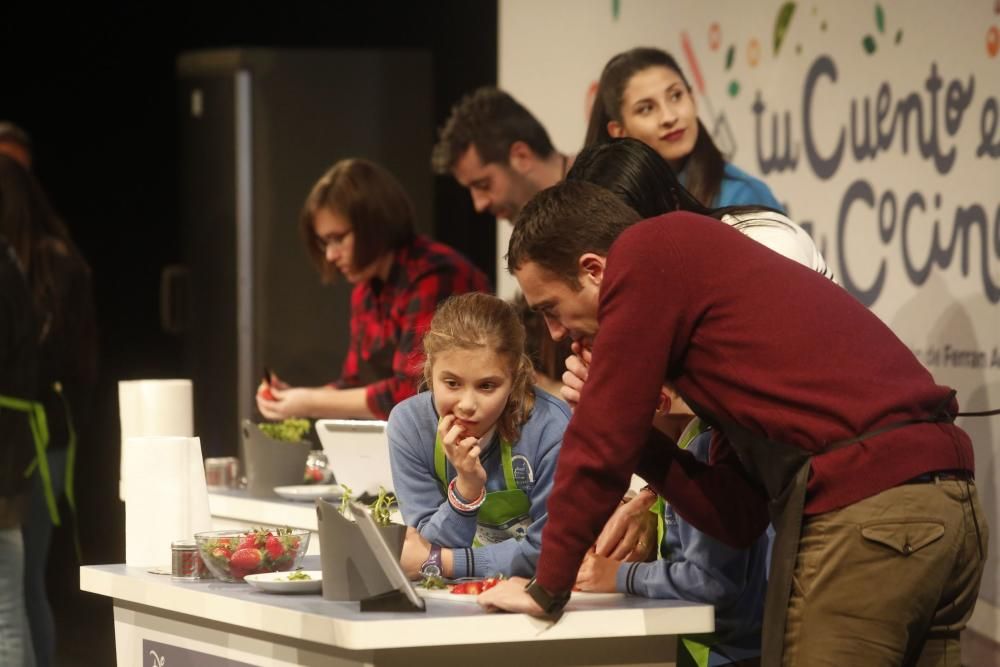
[194,527,309,582]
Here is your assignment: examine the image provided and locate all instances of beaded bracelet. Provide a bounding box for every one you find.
[448,477,486,512]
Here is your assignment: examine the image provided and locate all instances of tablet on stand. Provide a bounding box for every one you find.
[349,501,426,613]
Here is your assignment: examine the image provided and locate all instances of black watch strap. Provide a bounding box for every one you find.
[524,577,571,621]
[420,543,443,578]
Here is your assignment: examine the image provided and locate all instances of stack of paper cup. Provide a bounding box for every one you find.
[123,435,212,567]
[118,379,194,501]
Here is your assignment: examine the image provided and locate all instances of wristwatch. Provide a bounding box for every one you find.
[420,543,443,578]
[524,577,571,621]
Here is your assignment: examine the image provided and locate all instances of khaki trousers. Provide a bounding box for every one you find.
[782,479,988,667]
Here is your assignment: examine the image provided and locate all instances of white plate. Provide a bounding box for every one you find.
[244,570,323,593]
[273,484,342,501]
[416,587,480,604]
[415,586,624,603]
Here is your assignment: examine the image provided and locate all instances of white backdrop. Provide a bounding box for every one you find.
[498,0,1000,643]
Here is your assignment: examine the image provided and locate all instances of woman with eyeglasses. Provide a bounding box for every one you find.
[256,158,490,421]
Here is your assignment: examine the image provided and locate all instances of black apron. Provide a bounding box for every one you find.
[683,393,959,667]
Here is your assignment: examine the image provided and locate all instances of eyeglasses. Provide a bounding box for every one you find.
[313,229,352,253]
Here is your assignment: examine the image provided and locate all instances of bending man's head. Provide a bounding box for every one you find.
[433,87,556,220]
[506,181,640,345]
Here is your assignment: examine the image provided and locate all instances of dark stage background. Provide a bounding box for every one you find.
[1,3,497,664]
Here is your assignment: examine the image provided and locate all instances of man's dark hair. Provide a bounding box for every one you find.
[506,181,641,288]
[432,87,555,173]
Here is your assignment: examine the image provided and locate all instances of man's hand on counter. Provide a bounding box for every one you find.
[477,577,545,616]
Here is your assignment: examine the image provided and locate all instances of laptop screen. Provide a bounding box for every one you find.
[315,419,393,497]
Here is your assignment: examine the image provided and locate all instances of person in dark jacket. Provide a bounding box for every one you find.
[0,154,98,667]
[0,231,39,667]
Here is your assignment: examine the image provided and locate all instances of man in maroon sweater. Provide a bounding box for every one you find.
[479,181,987,666]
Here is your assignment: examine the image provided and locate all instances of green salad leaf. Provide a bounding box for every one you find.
[370,486,397,526]
[258,418,311,443]
[419,573,447,589]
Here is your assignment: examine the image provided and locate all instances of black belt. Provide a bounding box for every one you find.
[903,469,973,484]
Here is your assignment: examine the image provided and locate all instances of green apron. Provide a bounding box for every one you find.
[649,418,720,667]
[654,417,708,553]
[434,431,532,546]
[1,383,81,562]
[0,392,58,524]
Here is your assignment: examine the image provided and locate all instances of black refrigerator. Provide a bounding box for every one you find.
[171,49,433,456]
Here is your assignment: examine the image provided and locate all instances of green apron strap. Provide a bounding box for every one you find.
[0,393,59,525]
[677,417,708,450]
[675,418,717,666]
[433,430,448,491]
[52,382,82,560]
[652,418,710,557]
[52,383,77,513]
[499,440,517,490]
[651,496,666,556]
[678,636,713,667]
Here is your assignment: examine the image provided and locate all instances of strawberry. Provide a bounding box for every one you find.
[450,582,478,595]
[230,547,262,573]
[285,535,301,561]
[450,577,502,595]
[258,381,275,401]
[238,532,260,550]
[265,534,285,561]
[211,546,232,560]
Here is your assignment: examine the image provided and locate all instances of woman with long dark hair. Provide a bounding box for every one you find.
[567,138,833,279]
[0,153,98,667]
[586,47,781,212]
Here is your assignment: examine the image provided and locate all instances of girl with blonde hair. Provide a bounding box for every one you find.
[389,292,570,580]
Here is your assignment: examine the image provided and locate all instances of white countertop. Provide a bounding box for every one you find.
[81,557,714,652]
[208,489,320,530]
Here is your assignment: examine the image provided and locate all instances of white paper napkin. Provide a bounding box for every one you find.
[118,379,194,500]
[123,435,212,567]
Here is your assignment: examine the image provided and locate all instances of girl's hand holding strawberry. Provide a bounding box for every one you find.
[438,413,487,500]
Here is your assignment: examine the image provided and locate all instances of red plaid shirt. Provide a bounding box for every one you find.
[336,235,490,418]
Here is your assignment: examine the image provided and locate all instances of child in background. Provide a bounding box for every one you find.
[388,292,570,580]
[575,391,768,667]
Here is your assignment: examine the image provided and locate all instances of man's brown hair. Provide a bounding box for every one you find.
[432,87,555,174]
[506,181,641,288]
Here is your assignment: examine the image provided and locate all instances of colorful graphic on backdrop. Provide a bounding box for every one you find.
[773,2,796,55]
